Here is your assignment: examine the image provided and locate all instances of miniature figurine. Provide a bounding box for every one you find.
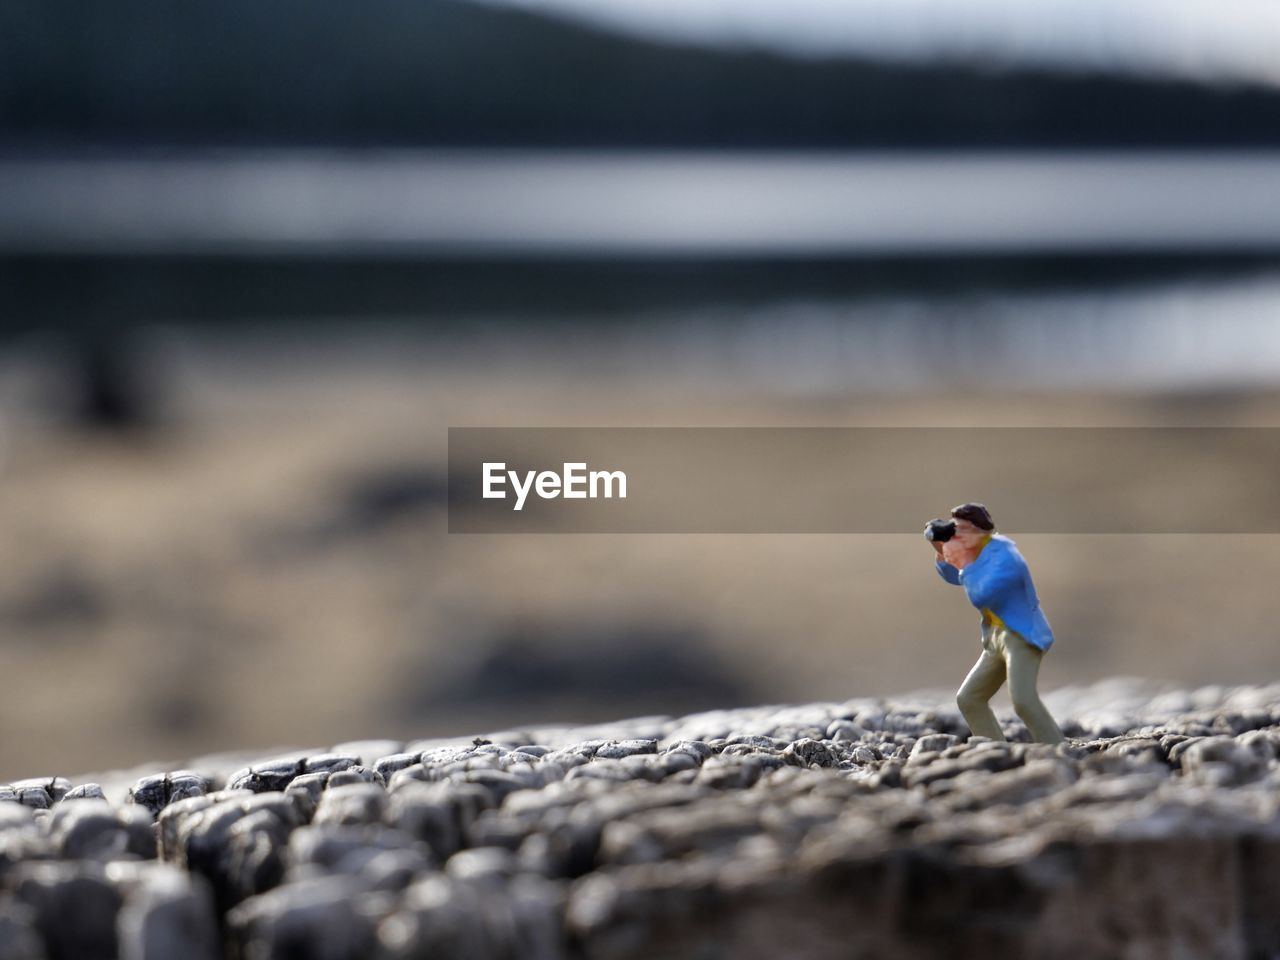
[927,503,1065,744]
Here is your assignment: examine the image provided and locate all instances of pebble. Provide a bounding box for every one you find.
[114,862,220,960]
[127,771,212,817]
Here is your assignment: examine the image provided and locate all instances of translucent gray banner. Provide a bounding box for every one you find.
[448,427,1280,533]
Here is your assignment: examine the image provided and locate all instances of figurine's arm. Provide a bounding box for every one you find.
[931,539,962,584]
[935,558,962,585]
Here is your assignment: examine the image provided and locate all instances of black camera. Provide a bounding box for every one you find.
[924,518,956,543]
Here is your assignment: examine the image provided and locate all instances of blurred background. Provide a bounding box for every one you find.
[3,0,1280,779]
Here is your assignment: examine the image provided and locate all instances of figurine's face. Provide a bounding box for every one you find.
[951,518,987,549]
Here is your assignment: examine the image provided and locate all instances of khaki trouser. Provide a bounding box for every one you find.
[956,621,1065,744]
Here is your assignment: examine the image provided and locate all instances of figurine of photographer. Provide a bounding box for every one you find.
[927,503,1065,745]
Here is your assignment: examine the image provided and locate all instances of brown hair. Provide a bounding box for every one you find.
[950,502,994,530]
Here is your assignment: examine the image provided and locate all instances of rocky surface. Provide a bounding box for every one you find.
[3,679,1280,959]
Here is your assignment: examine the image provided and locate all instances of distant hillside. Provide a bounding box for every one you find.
[3,0,1280,148]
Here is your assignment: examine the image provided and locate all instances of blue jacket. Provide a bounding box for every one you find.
[935,533,1054,651]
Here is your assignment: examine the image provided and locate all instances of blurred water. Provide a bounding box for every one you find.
[178,274,1280,393]
[653,278,1280,391]
[5,152,1280,255]
[4,151,1280,394]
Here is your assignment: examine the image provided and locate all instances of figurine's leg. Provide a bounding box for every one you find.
[956,649,1007,741]
[1002,629,1066,745]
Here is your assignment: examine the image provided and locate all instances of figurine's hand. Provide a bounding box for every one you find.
[942,540,969,569]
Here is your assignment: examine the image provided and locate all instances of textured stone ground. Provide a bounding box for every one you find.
[3,679,1280,959]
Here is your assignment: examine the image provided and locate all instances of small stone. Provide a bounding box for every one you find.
[228,876,378,960]
[1180,736,1267,787]
[783,739,837,768]
[116,863,220,960]
[313,784,389,827]
[374,754,421,782]
[847,745,879,765]
[445,847,519,882]
[174,794,300,909]
[695,758,764,790]
[49,802,127,860]
[13,778,70,806]
[304,755,360,776]
[155,790,253,863]
[127,772,211,818]
[61,783,106,802]
[283,772,330,819]
[826,720,868,742]
[389,782,491,860]
[327,766,385,789]
[13,862,122,959]
[0,899,44,960]
[910,734,961,759]
[226,757,306,793]
[594,740,658,760]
